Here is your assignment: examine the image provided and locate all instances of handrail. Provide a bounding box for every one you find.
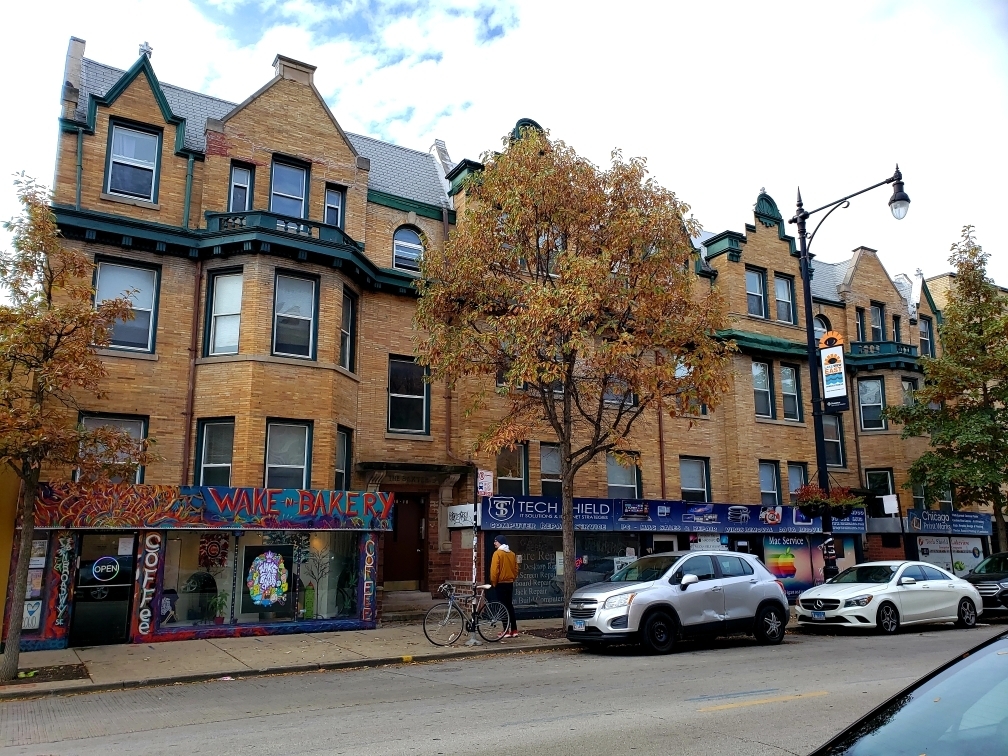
[204,210,364,250]
[849,341,918,357]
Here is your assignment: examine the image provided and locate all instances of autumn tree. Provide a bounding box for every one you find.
[887,227,1008,551]
[415,129,733,604]
[0,177,155,680]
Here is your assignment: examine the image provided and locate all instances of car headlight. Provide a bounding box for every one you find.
[998,582,1008,590]
[603,593,636,610]
[844,594,873,608]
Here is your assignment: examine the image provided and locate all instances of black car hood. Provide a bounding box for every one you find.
[965,571,1008,583]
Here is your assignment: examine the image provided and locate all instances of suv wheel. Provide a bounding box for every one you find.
[877,602,900,634]
[641,611,676,654]
[755,604,786,645]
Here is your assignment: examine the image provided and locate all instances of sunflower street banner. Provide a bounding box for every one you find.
[820,330,849,413]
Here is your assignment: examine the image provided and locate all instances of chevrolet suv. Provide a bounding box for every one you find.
[565,550,789,653]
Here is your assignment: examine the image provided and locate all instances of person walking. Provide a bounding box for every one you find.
[490,534,519,637]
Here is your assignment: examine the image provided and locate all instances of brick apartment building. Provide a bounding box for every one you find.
[0,38,994,650]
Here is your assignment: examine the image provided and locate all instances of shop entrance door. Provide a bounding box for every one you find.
[69,533,136,646]
[383,494,426,591]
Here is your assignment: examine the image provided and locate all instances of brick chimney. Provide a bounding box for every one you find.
[272,55,316,85]
[62,37,85,118]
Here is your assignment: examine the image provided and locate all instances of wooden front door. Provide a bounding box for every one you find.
[383,494,426,590]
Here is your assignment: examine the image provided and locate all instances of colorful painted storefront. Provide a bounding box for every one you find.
[4,483,392,651]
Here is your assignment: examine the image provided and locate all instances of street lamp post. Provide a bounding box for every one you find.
[789,165,910,579]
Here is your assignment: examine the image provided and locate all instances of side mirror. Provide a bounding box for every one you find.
[899,576,916,586]
[680,573,699,590]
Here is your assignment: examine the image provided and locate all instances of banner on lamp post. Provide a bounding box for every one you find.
[819,331,849,413]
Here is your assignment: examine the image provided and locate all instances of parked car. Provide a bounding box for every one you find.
[963,551,1008,616]
[565,550,789,653]
[796,561,983,633]
[810,629,1008,755]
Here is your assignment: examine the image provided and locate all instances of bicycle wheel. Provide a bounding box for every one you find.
[423,602,464,646]
[477,601,511,642]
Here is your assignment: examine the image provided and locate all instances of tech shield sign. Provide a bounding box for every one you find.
[819,331,849,413]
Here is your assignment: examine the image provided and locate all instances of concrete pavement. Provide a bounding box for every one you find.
[1,618,567,700]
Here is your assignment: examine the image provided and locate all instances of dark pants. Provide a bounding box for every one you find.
[496,582,517,632]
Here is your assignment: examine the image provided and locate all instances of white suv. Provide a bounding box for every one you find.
[565,550,789,653]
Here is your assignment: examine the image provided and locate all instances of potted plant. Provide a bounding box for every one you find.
[207,591,230,624]
[794,484,865,521]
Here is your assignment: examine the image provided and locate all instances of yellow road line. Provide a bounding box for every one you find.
[698,690,829,712]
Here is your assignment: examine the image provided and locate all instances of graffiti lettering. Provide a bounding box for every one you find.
[54,535,74,626]
[137,532,161,635]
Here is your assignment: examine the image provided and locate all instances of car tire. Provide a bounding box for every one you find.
[641,611,676,654]
[755,604,787,645]
[876,602,900,634]
[955,598,977,629]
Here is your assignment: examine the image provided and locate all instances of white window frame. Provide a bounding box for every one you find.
[199,421,234,486]
[787,462,807,503]
[272,274,316,359]
[607,453,639,499]
[339,290,355,371]
[679,457,709,503]
[540,443,562,498]
[858,377,886,430]
[393,227,424,272]
[870,304,884,341]
[774,275,794,323]
[80,414,147,484]
[387,357,429,434]
[209,272,242,356]
[497,446,526,496]
[107,124,159,202]
[270,162,306,219]
[865,469,894,496]
[229,165,252,212]
[752,361,773,418]
[265,422,309,489]
[919,316,935,357]
[95,261,158,352]
[325,186,343,227]
[759,461,780,507]
[745,268,766,318]
[781,364,800,421]
[823,414,845,467]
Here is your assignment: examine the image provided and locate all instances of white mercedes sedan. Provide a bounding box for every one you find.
[796,561,983,633]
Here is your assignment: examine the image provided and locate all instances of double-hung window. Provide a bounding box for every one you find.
[208,272,242,355]
[229,165,252,212]
[393,227,423,272]
[95,260,158,352]
[388,357,429,434]
[752,361,773,418]
[858,377,886,430]
[870,303,885,341]
[325,185,344,227]
[679,457,710,502]
[919,316,935,357]
[745,268,766,318]
[813,315,829,343]
[107,124,159,202]
[913,484,926,509]
[540,443,562,498]
[265,421,310,489]
[497,446,526,496]
[339,290,357,372]
[787,462,807,503]
[901,377,918,406]
[780,364,801,421]
[199,420,234,486]
[335,426,352,490]
[855,308,866,341]
[774,275,795,323]
[270,162,307,218]
[893,315,902,343]
[866,469,894,496]
[81,414,147,483]
[273,274,316,358]
[607,453,640,499]
[758,461,780,506]
[822,414,845,467]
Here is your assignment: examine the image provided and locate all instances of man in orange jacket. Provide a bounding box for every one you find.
[490,534,519,637]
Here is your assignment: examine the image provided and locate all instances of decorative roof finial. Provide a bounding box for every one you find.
[760,187,766,194]
[139,41,153,58]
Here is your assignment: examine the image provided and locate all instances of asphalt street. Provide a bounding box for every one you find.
[1,622,1004,756]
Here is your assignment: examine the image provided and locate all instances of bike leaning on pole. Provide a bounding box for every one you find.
[423,582,511,645]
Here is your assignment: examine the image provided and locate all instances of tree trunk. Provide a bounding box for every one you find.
[993,490,1007,554]
[0,474,37,681]
[560,443,576,609]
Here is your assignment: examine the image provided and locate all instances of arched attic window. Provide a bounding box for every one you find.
[813,315,830,343]
[393,226,423,273]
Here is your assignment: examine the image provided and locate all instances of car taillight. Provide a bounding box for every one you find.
[775,580,786,595]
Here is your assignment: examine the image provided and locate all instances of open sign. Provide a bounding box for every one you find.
[92,556,121,582]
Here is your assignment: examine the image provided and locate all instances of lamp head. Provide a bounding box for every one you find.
[888,164,910,220]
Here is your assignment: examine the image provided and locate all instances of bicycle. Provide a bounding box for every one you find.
[423,582,511,645]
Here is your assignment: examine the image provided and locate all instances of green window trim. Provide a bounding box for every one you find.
[271,269,320,361]
[103,118,163,205]
[269,155,312,220]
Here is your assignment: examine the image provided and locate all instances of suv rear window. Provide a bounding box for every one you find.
[716,555,753,577]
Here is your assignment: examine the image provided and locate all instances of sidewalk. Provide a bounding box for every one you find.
[0,619,570,701]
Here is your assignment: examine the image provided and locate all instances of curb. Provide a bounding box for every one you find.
[0,639,573,701]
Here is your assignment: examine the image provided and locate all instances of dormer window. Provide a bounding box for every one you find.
[107,124,159,202]
[271,162,307,218]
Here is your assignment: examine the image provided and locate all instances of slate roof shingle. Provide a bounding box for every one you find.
[74,58,449,208]
[809,258,851,302]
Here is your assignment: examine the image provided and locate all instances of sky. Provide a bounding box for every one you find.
[0,0,1006,282]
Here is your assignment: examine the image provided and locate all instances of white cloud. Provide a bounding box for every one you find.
[0,0,1005,283]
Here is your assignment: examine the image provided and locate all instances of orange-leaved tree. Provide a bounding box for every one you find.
[415,129,734,605]
[0,177,156,680]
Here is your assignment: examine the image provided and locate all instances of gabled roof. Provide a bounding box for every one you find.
[72,56,449,209]
[809,258,852,303]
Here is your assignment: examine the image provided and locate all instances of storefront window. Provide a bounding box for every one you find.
[161,532,235,626]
